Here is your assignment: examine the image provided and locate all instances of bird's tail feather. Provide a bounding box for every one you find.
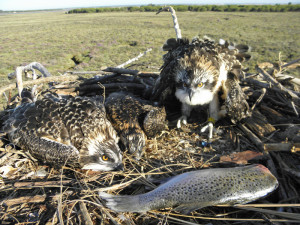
[99,192,147,213]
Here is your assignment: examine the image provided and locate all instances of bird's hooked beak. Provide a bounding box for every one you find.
[188,89,193,101]
[114,163,124,171]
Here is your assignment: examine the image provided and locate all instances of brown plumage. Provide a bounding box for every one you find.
[152,36,251,137]
[105,92,166,157]
[2,94,123,171]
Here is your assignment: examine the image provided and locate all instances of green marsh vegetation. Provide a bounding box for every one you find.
[68,4,300,13]
[0,10,299,89]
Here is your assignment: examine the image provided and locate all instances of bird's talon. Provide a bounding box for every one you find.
[201,122,215,140]
[177,116,187,129]
[177,120,181,129]
[201,124,209,133]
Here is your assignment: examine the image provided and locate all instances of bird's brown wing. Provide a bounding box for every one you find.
[105,93,147,156]
[105,93,143,132]
[143,107,167,138]
[217,39,251,123]
[222,72,251,123]
[151,38,190,103]
[3,95,111,167]
[217,39,251,69]
[3,96,80,166]
[58,96,108,149]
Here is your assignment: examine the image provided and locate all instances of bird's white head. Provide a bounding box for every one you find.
[80,137,123,171]
[174,53,219,106]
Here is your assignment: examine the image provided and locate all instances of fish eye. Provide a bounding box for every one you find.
[198,82,204,88]
[102,154,109,161]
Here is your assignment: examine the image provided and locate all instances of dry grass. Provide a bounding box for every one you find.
[0,11,299,80]
[0,62,300,224]
[0,10,299,225]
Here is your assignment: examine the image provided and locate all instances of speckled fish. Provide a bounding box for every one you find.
[100,164,278,213]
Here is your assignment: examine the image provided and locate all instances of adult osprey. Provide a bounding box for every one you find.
[152,37,251,138]
[2,94,123,171]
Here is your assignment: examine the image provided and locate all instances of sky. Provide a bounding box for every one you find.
[0,0,299,11]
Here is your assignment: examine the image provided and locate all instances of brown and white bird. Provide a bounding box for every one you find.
[2,94,123,171]
[105,92,166,158]
[152,37,251,138]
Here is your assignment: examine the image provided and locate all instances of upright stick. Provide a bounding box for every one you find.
[157,6,182,39]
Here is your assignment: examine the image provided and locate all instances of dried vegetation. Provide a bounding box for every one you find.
[0,7,300,225]
[0,56,299,224]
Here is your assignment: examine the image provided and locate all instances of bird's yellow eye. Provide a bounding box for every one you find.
[183,83,187,87]
[102,155,109,161]
[198,83,203,88]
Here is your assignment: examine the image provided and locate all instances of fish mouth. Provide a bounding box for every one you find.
[256,164,271,173]
[255,164,279,188]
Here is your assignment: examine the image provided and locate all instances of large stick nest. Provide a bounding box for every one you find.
[0,62,300,224]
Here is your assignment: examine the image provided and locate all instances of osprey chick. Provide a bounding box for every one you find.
[105,92,166,158]
[152,37,251,138]
[2,94,123,171]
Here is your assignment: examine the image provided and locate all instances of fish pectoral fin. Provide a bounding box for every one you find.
[174,203,204,214]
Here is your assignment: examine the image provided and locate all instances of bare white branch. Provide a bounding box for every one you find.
[0,75,79,98]
[8,62,52,97]
[116,48,152,68]
[156,6,182,39]
[8,62,51,79]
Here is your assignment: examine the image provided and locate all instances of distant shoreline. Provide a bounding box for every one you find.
[0,9,67,15]
[67,4,300,14]
[1,3,299,13]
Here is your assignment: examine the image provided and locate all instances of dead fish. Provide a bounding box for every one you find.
[99,164,278,213]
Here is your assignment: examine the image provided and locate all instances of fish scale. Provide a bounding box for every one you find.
[100,164,278,214]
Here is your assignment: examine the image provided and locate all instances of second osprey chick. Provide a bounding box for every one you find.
[105,92,166,158]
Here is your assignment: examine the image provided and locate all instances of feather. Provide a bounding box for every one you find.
[223,72,251,123]
[152,36,251,134]
[2,94,123,171]
[105,92,167,157]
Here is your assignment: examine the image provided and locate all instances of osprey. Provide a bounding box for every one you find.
[152,37,251,138]
[105,92,166,158]
[2,94,123,171]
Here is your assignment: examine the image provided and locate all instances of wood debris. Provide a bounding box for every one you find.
[0,58,299,224]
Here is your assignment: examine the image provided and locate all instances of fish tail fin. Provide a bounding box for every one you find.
[99,192,147,213]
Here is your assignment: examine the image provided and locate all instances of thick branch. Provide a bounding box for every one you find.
[13,180,72,188]
[238,123,264,151]
[281,57,300,68]
[0,75,79,98]
[78,83,145,94]
[8,62,51,80]
[79,202,93,225]
[256,66,300,100]
[251,88,266,111]
[264,143,300,153]
[275,73,300,87]
[244,77,300,98]
[8,62,52,97]
[1,195,46,207]
[103,67,139,75]
[156,6,182,39]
